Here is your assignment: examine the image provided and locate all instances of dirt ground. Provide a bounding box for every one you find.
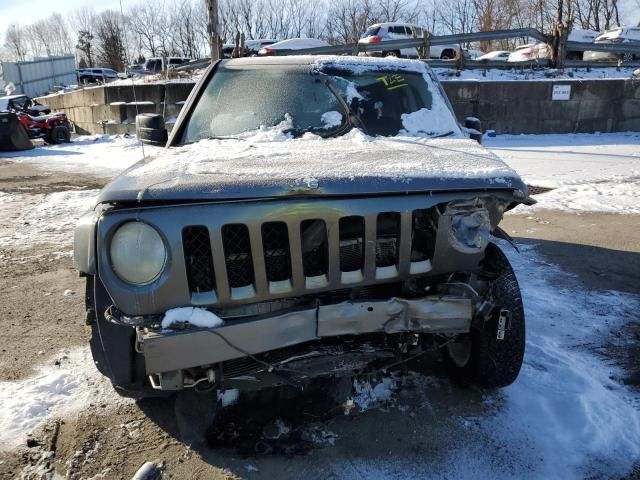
[0,163,638,479]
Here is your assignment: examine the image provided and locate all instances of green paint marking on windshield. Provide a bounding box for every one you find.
[376,74,408,91]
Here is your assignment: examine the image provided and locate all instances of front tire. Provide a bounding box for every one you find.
[46,124,71,144]
[443,243,526,388]
[440,49,456,60]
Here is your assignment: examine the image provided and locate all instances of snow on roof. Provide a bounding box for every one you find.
[265,38,330,50]
[568,28,600,43]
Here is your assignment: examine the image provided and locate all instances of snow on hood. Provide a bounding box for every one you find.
[96,129,525,205]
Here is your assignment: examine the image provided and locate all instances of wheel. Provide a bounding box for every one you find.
[622,53,636,62]
[45,124,71,144]
[443,243,526,388]
[383,50,400,58]
[440,49,456,60]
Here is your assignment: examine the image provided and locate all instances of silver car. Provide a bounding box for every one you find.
[584,27,640,62]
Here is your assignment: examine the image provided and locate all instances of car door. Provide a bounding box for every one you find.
[401,26,419,58]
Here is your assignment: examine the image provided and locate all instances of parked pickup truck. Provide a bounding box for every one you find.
[74,55,531,399]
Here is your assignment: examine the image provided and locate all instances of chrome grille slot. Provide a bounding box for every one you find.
[339,216,365,273]
[411,209,438,261]
[300,219,328,278]
[262,222,291,282]
[222,224,255,289]
[410,208,438,274]
[182,226,215,294]
[376,212,400,267]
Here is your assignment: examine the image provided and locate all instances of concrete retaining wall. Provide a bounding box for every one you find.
[442,79,640,134]
[38,82,194,135]
[38,78,640,136]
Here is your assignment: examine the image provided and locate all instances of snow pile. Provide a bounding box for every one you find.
[0,190,98,248]
[1,135,151,177]
[487,132,640,214]
[161,307,224,329]
[401,107,459,137]
[321,110,343,128]
[0,347,128,450]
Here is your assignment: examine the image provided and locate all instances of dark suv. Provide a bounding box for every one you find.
[74,56,531,398]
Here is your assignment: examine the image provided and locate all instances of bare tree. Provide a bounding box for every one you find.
[4,24,27,61]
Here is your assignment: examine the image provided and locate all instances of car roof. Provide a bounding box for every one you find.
[0,94,27,101]
[222,55,431,74]
[375,22,420,27]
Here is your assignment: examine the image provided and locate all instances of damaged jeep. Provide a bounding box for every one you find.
[74,56,532,399]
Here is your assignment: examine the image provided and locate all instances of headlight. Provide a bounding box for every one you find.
[449,209,491,253]
[110,222,167,285]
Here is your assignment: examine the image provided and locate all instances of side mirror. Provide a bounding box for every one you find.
[136,113,167,146]
[465,116,483,144]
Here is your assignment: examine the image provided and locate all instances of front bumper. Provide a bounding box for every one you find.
[141,295,472,388]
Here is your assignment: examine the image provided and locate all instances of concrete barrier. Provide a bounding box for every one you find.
[37,78,640,136]
[442,79,640,134]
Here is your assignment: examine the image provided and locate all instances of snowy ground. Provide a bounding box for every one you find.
[0,132,638,478]
[0,135,151,178]
[486,132,640,214]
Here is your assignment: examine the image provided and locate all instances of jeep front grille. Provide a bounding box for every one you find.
[181,207,438,305]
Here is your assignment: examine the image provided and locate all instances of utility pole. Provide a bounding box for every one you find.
[207,0,220,61]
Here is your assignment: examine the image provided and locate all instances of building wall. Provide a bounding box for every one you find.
[2,56,77,98]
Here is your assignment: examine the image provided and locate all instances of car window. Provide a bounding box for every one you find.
[388,26,408,35]
[10,97,28,108]
[362,26,381,37]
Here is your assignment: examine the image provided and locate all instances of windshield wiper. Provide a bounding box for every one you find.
[206,135,241,140]
[432,130,455,138]
[323,79,370,136]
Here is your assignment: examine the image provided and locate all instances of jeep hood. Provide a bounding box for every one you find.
[95,132,527,205]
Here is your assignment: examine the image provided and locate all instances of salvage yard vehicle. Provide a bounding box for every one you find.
[0,94,50,115]
[584,27,640,62]
[16,109,71,144]
[74,55,532,399]
[359,23,460,59]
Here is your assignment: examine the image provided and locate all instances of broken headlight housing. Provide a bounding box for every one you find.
[448,208,491,253]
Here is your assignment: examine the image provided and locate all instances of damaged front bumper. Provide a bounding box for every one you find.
[140,295,472,390]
